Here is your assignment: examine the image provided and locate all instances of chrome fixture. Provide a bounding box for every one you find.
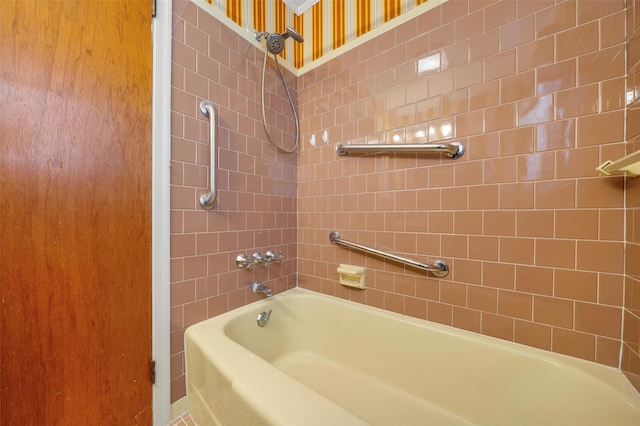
[255,26,304,55]
[199,101,217,209]
[236,254,250,269]
[236,251,284,269]
[256,309,272,327]
[252,281,272,297]
[264,250,283,264]
[250,252,264,267]
[336,141,465,159]
[329,231,449,277]
[254,26,304,153]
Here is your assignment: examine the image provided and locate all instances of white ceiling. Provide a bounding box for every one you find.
[282,0,321,15]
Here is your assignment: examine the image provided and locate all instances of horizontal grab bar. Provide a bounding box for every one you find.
[336,141,464,159]
[199,101,217,210]
[329,231,448,277]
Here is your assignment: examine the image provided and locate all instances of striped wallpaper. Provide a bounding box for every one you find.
[203,0,431,69]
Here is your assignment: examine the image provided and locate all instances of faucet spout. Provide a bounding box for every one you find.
[251,281,272,297]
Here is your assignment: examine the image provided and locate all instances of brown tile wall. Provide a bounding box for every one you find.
[170,0,640,405]
[170,1,297,402]
[624,0,640,392]
[298,0,628,368]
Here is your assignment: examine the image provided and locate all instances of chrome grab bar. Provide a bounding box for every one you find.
[336,141,464,159]
[329,231,448,277]
[199,101,217,210]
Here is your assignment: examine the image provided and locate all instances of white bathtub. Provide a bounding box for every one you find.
[185,288,640,425]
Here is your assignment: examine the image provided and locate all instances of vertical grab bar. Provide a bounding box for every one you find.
[199,101,217,210]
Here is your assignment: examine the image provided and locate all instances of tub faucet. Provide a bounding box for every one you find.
[252,281,272,297]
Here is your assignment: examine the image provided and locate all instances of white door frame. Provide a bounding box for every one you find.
[152,0,172,424]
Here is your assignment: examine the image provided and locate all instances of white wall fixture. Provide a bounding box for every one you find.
[152,0,172,423]
[337,264,366,289]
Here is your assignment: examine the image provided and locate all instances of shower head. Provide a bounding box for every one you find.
[256,26,304,55]
[265,33,286,55]
[283,26,304,43]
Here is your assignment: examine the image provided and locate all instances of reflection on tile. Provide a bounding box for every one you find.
[517,152,555,181]
[417,52,440,75]
[385,128,405,144]
[556,85,598,119]
[536,120,575,151]
[405,123,428,142]
[537,60,576,94]
[428,118,454,141]
[518,95,553,126]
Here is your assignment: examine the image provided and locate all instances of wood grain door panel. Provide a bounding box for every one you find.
[1,1,153,423]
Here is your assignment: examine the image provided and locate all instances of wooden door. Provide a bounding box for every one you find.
[1,1,153,424]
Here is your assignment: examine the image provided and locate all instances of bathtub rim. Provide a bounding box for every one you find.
[185,287,640,424]
[185,289,373,425]
[195,287,633,383]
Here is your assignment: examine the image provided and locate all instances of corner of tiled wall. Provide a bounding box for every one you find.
[171,0,640,404]
[170,0,298,402]
[298,0,630,371]
[623,0,640,393]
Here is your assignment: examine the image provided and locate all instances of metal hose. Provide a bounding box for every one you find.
[260,51,299,154]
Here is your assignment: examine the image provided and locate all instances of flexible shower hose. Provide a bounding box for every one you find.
[260,51,300,153]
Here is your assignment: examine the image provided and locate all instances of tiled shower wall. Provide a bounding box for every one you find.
[624,0,640,391]
[170,0,298,402]
[171,0,640,404]
[298,0,629,370]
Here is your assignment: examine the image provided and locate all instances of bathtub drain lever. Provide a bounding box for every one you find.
[257,309,272,327]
